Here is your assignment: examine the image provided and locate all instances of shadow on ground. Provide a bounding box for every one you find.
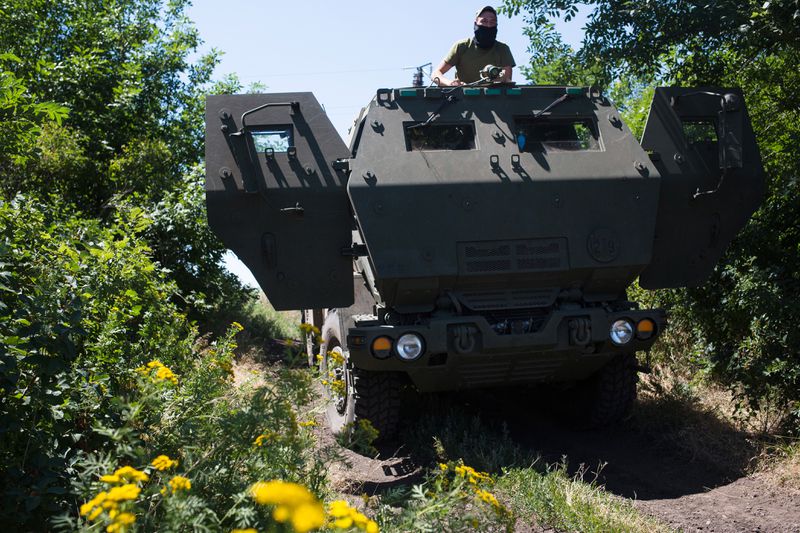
[377,384,756,501]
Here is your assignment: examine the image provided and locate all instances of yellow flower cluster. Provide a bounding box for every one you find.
[135,360,178,385]
[160,475,192,495]
[151,454,179,471]
[454,464,491,485]
[105,510,136,533]
[254,431,277,447]
[328,349,345,365]
[231,321,244,331]
[299,323,320,336]
[250,480,325,533]
[100,466,149,484]
[474,488,501,509]
[80,484,140,529]
[322,377,346,396]
[327,500,379,533]
[439,463,509,516]
[230,529,257,533]
[213,357,234,376]
[299,420,317,428]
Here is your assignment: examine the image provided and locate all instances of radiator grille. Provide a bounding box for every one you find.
[458,358,563,387]
[456,288,559,310]
[458,238,568,275]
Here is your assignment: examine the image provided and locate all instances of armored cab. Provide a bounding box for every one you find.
[206,85,764,436]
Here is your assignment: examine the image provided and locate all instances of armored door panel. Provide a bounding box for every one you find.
[205,93,353,310]
[638,87,764,289]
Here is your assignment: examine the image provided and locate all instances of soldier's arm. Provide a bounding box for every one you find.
[432,61,463,87]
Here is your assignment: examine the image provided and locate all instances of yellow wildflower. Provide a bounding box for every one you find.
[137,360,179,385]
[438,463,448,471]
[328,350,345,365]
[454,464,490,484]
[291,502,325,533]
[106,483,141,502]
[299,420,317,428]
[114,512,136,526]
[250,481,315,506]
[230,529,258,533]
[99,474,121,484]
[151,455,178,471]
[87,506,104,521]
[273,505,291,522]
[250,481,325,533]
[254,432,276,447]
[475,489,499,506]
[333,516,353,529]
[232,321,244,331]
[328,500,351,518]
[168,475,191,492]
[326,499,379,533]
[330,379,346,396]
[155,365,178,385]
[113,466,149,483]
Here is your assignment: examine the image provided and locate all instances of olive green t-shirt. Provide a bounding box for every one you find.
[443,38,516,83]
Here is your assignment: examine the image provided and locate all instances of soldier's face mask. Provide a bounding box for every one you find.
[474,23,498,49]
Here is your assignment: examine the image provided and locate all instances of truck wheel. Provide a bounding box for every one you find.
[321,314,401,441]
[583,352,638,427]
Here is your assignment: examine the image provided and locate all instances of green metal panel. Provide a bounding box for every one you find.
[638,87,765,288]
[205,93,354,310]
[347,86,660,313]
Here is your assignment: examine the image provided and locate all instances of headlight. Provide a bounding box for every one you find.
[396,333,424,361]
[609,319,634,345]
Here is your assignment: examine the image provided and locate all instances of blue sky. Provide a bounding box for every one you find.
[188,1,587,139]
[186,1,587,287]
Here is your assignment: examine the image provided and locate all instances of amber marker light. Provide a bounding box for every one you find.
[371,336,393,359]
[636,318,655,340]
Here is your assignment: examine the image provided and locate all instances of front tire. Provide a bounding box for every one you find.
[583,352,638,427]
[321,312,401,441]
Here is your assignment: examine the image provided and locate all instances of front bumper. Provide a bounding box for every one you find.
[346,308,665,392]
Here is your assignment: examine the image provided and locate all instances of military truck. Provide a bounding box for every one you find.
[205,79,764,438]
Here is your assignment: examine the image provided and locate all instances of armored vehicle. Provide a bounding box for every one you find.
[205,80,764,437]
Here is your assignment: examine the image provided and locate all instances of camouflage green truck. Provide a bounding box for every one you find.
[205,82,764,437]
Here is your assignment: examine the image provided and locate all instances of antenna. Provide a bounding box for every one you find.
[403,63,432,87]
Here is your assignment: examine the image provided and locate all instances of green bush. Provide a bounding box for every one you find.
[0,196,195,527]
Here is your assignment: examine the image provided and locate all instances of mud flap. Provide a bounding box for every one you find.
[205,93,354,309]
[638,87,765,289]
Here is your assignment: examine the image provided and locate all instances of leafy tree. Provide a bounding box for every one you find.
[0,53,68,172]
[0,0,216,208]
[0,0,249,319]
[502,0,800,429]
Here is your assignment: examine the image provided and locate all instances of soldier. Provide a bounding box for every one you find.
[432,6,516,87]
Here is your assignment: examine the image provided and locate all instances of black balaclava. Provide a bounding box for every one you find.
[473,23,497,49]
